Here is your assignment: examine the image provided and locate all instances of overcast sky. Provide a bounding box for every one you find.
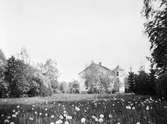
[0,0,150,82]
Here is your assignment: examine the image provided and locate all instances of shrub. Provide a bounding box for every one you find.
[39,84,52,97]
[0,81,9,98]
[156,73,167,99]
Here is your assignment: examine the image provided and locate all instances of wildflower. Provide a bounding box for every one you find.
[16,105,20,109]
[59,115,64,119]
[126,106,131,109]
[12,114,17,118]
[136,122,141,124]
[10,122,15,124]
[4,119,9,123]
[56,119,63,124]
[12,109,16,113]
[132,106,135,110]
[81,117,86,123]
[29,117,33,121]
[146,106,149,110]
[45,108,48,111]
[109,114,112,118]
[91,115,96,119]
[34,111,38,115]
[50,122,54,124]
[66,115,72,120]
[99,118,103,123]
[64,121,69,124]
[45,113,48,116]
[100,114,104,118]
[75,106,80,111]
[51,115,55,118]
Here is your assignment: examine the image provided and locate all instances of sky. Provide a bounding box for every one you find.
[0,0,150,82]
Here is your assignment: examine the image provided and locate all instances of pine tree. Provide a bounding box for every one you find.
[127,71,136,93]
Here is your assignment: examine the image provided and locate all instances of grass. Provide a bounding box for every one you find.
[0,94,167,124]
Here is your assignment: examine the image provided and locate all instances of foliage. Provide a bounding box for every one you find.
[0,49,6,64]
[127,71,136,93]
[59,81,68,93]
[127,68,156,95]
[68,80,80,93]
[143,0,167,73]
[5,56,30,97]
[38,59,59,91]
[156,72,167,99]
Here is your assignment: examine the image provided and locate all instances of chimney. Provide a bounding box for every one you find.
[99,62,102,66]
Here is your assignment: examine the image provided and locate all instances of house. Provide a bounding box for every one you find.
[78,62,125,93]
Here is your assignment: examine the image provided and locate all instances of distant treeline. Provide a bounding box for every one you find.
[0,48,80,98]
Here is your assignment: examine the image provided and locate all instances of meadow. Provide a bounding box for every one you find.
[0,94,167,124]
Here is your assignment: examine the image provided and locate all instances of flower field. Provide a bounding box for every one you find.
[0,94,167,124]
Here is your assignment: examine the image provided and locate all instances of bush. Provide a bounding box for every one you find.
[0,81,9,98]
[39,84,52,97]
[156,73,167,99]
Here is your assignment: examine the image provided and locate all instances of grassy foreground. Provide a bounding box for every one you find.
[0,94,167,124]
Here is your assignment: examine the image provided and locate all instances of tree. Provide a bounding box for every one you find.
[127,71,136,93]
[59,81,68,93]
[68,80,80,93]
[143,0,167,73]
[38,59,59,91]
[0,49,6,64]
[16,48,30,64]
[5,56,30,97]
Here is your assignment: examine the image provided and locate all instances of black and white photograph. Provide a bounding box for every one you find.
[0,0,167,124]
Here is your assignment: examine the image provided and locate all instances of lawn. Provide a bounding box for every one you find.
[0,94,167,124]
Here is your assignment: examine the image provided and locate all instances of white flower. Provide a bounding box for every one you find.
[16,105,20,108]
[75,106,80,111]
[51,115,55,118]
[56,120,63,124]
[136,122,141,124]
[146,106,149,110]
[45,108,48,111]
[95,117,98,122]
[29,117,33,120]
[39,112,42,116]
[100,114,104,118]
[12,114,17,118]
[4,119,9,123]
[45,113,48,116]
[109,114,112,118]
[117,122,120,124]
[99,118,103,123]
[10,122,15,124]
[50,122,54,124]
[126,106,131,109]
[81,118,86,123]
[64,121,69,124]
[66,115,72,120]
[34,111,38,115]
[12,109,16,113]
[91,115,96,119]
[59,115,64,119]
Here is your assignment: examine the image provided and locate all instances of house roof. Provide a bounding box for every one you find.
[79,62,112,75]
[79,62,124,75]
